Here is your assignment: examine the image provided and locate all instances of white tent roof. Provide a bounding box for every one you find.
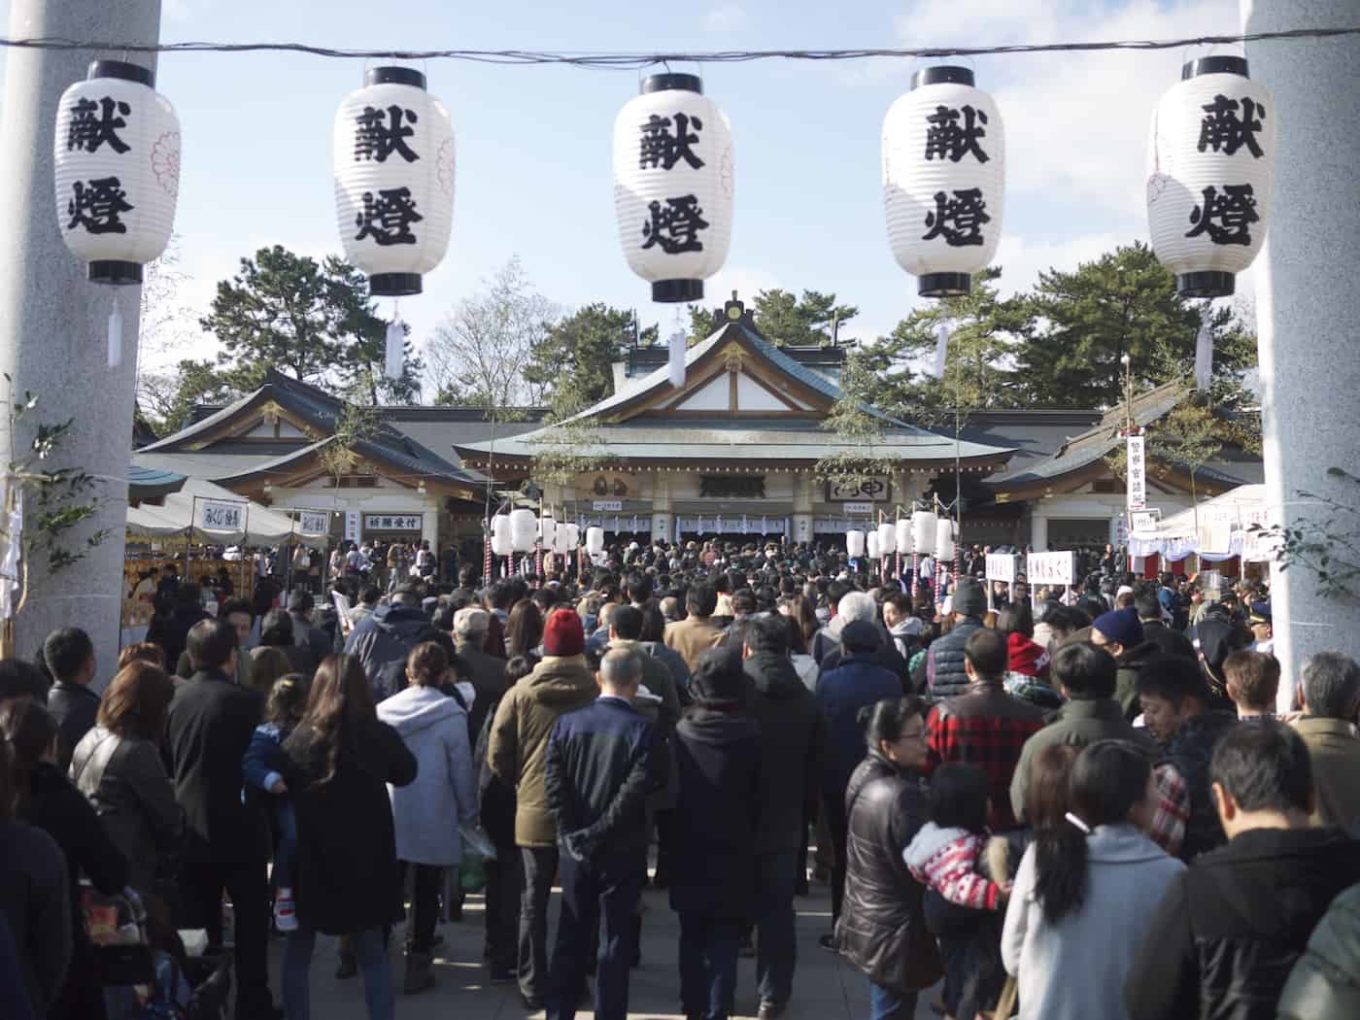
[127,478,327,548]
[1129,484,1274,562]
[1156,484,1267,536]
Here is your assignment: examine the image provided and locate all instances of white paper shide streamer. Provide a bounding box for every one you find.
[668,329,687,388]
[106,295,123,368]
[933,321,951,379]
[1193,305,1214,392]
[385,318,405,380]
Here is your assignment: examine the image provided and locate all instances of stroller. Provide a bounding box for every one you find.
[84,884,233,1020]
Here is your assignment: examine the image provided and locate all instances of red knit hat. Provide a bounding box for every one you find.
[542,608,585,657]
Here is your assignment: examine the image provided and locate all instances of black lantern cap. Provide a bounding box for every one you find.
[1176,271,1235,298]
[653,279,703,303]
[366,66,426,89]
[1182,56,1249,80]
[919,272,972,298]
[88,60,154,87]
[370,272,423,297]
[89,260,143,286]
[912,66,974,89]
[642,73,702,95]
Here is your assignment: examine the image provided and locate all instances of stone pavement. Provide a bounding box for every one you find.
[269,880,941,1019]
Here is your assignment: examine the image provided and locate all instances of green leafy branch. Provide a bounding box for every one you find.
[1252,466,1360,601]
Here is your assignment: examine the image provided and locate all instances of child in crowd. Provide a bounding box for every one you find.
[906,763,1009,1020]
[241,673,310,931]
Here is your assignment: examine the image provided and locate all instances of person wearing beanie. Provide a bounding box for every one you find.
[926,577,988,701]
[669,647,762,1020]
[486,608,597,1009]
[1092,607,1159,721]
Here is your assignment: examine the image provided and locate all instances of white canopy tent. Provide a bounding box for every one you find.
[1129,484,1273,563]
[126,478,328,548]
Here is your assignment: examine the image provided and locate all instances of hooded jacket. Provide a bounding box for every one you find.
[1161,710,1237,860]
[376,685,479,866]
[486,654,597,847]
[816,653,903,798]
[345,602,437,701]
[744,651,825,854]
[834,752,941,995]
[1003,823,1185,1020]
[1126,827,1360,1020]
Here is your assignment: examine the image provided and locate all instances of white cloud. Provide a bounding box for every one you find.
[991,231,1126,297]
[703,4,749,35]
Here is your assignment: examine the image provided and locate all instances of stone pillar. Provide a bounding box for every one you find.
[1244,0,1360,673]
[1030,512,1049,552]
[0,0,162,674]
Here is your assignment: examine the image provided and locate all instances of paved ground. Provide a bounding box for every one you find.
[268,880,941,1019]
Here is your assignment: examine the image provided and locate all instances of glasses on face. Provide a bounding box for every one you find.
[899,728,927,742]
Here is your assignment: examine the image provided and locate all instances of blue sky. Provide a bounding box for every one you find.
[6,0,1255,380]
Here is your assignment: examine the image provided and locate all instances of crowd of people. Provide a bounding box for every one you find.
[0,534,1357,1020]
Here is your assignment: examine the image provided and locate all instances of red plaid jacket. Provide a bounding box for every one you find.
[925,681,1047,831]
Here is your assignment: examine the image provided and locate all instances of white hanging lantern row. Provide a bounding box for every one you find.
[54,60,180,284]
[490,513,513,557]
[613,72,734,303]
[333,66,455,297]
[935,517,955,561]
[882,66,1005,297]
[585,526,606,556]
[846,529,866,559]
[565,523,581,549]
[895,518,914,554]
[539,514,557,544]
[876,522,897,556]
[1147,56,1274,298]
[509,508,538,553]
[867,531,882,561]
[912,509,938,553]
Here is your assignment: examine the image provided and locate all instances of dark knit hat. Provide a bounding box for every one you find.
[1093,607,1144,649]
[691,646,746,703]
[951,577,986,618]
[841,620,881,654]
[543,608,585,657]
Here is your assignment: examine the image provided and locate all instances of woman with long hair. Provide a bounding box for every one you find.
[504,598,544,661]
[1001,740,1184,1019]
[70,661,182,898]
[835,696,941,1020]
[279,653,416,1020]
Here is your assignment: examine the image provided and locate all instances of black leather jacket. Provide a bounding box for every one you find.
[834,752,941,995]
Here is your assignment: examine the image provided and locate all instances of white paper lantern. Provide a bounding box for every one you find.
[509,508,537,553]
[490,513,512,556]
[554,522,572,555]
[935,518,955,561]
[895,518,914,555]
[876,522,897,555]
[883,67,1005,297]
[565,523,581,548]
[867,531,882,561]
[613,73,734,303]
[54,60,180,284]
[846,529,866,559]
[539,514,556,543]
[912,510,938,553]
[1147,56,1275,298]
[333,67,454,297]
[585,526,605,556]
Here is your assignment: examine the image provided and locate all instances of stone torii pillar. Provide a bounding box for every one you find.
[0,1,162,676]
[1243,0,1360,692]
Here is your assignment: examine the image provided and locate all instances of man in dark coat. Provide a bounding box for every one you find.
[925,578,987,700]
[1134,590,1196,661]
[670,647,762,1020]
[543,648,658,1020]
[1136,654,1238,860]
[345,586,437,700]
[742,615,825,1019]
[452,606,507,744]
[164,619,275,1020]
[286,590,333,677]
[1126,722,1360,1020]
[42,628,99,771]
[815,620,902,933]
[1092,606,1162,720]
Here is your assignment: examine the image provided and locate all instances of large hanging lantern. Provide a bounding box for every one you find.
[876,522,897,556]
[490,513,513,557]
[883,67,1005,297]
[846,530,866,559]
[54,60,180,285]
[895,518,914,555]
[935,518,955,561]
[565,523,581,549]
[912,510,938,553]
[509,509,537,553]
[539,514,557,544]
[613,73,734,303]
[585,526,606,556]
[1147,56,1275,298]
[333,67,454,297]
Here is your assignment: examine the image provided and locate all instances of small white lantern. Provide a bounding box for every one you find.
[509,508,537,553]
[895,518,914,555]
[912,510,938,553]
[613,72,734,303]
[586,526,606,556]
[867,531,882,561]
[565,523,581,548]
[490,513,512,557]
[935,518,955,561]
[846,529,866,559]
[539,514,556,544]
[54,60,181,284]
[333,66,454,297]
[876,522,897,556]
[1147,56,1275,298]
[883,66,1005,297]
[554,522,572,555]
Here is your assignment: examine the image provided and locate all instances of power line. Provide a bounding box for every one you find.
[0,25,1357,69]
